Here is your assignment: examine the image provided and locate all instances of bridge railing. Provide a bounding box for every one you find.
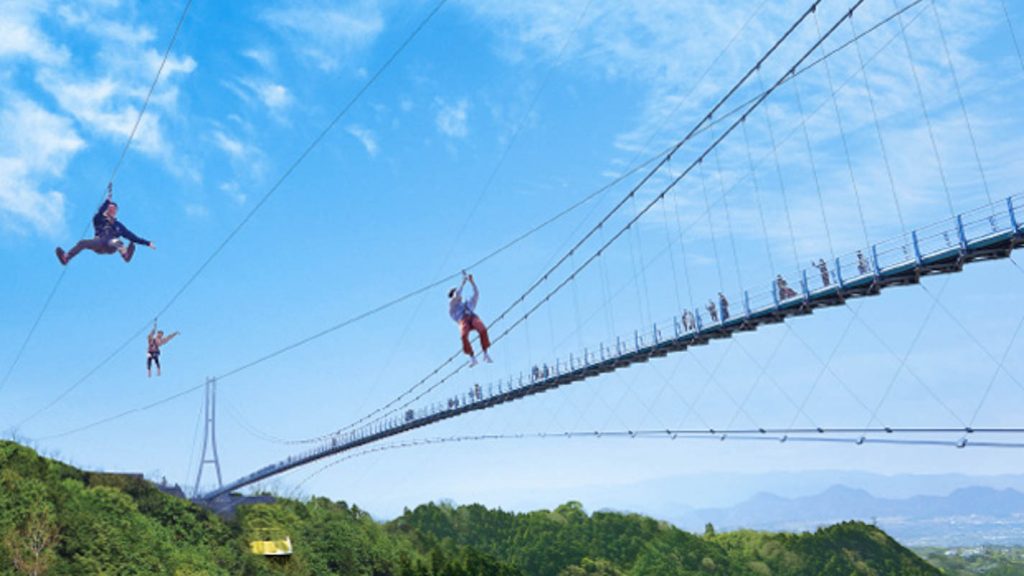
[203,195,1024,500]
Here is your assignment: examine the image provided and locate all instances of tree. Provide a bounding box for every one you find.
[4,505,59,576]
[704,522,716,538]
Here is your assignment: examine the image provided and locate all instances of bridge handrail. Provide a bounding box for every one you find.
[200,194,1024,501]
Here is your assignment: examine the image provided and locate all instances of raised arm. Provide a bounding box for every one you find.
[160,332,180,346]
[466,275,479,310]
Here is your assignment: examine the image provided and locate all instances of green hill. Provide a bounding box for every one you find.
[0,441,939,575]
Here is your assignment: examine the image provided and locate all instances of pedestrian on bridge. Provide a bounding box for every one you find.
[449,272,493,367]
[815,259,830,287]
[856,250,871,275]
[776,275,797,300]
[718,292,730,321]
[706,299,719,322]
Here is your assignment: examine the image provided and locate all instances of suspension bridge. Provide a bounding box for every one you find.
[3,0,1023,508]
[200,194,1024,501]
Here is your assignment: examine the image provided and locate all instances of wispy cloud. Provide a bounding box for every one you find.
[0,95,84,235]
[239,77,292,112]
[27,2,196,162]
[435,98,469,138]
[346,125,379,157]
[262,1,384,71]
[184,203,209,219]
[211,129,266,181]
[0,2,69,65]
[243,48,276,71]
[219,181,247,205]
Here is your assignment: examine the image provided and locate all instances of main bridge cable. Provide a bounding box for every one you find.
[0,0,194,399]
[210,0,929,391]
[11,0,449,429]
[320,0,839,438]
[35,0,928,443]
[256,0,929,447]
[345,0,870,437]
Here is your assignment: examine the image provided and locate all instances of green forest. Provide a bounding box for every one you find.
[0,440,944,575]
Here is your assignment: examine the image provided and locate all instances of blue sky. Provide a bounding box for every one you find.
[2,0,1024,519]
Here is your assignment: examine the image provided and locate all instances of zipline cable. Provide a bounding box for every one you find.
[325,0,839,438]
[0,0,194,399]
[32,0,931,444]
[13,0,448,426]
[346,0,869,436]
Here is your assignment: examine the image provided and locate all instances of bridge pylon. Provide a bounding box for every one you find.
[193,377,223,498]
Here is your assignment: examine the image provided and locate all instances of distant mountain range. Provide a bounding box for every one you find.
[669,485,1024,546]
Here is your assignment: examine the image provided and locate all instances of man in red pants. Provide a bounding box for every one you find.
[448,272,493,367]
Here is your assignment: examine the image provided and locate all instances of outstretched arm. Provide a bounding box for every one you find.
[117,224,152,247]
[160,332,180,346]
[149,321,157,339]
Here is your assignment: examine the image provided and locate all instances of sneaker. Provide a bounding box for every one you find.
[468,356,478,368]
[55,247,68,265]
[483,352,493,363]
[122,242,136,263]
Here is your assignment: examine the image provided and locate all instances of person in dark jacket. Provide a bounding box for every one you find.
[55,184,155,265]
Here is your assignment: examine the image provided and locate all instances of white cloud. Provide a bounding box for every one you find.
[212,130,247,160]
[435,98,469,138]
[0,3,69,65]
[243,48,276,71]
[184,203,208,218]
[57,5,156,46]
[219,181,247,205]
[240,78,292,111]
[211,129,266,180]
[27,3,197,163]
[0,96,84,235]
[346,125,379,157]
[262,1,384,71]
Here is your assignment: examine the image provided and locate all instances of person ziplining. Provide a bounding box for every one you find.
[449,271,493,367]
[55,183,156,265]
[147,320,179,377]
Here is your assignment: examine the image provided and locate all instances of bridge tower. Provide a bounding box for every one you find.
[193,377,223,497]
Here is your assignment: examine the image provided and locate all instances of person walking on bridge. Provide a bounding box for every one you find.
[449,272,493,367]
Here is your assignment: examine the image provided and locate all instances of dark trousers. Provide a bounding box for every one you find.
[66,237,134,262]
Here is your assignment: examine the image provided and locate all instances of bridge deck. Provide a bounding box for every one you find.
[199,195,1024,502]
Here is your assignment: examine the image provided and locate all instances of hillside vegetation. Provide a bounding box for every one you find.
[0,441,939,575]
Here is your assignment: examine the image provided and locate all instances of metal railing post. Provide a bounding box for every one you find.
[835,257,844,290]
[957,214,968,251]
[1009,197,1019,235]
[911,230,923,266]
